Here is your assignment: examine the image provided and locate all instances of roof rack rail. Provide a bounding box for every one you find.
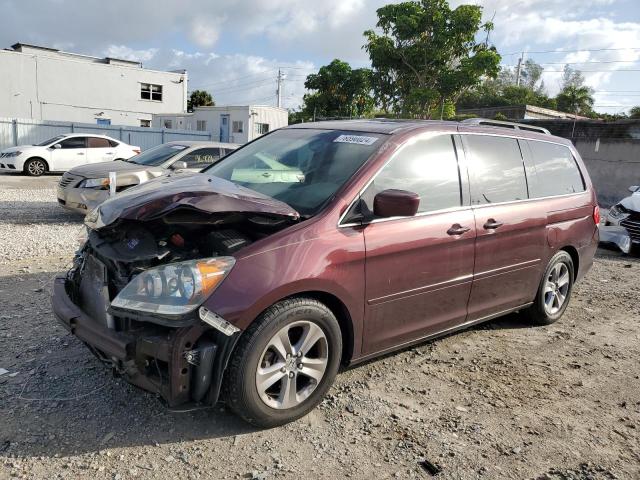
[461,118,551,135]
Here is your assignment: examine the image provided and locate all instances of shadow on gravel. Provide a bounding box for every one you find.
[0,200,82,224]
[0,272,256,460]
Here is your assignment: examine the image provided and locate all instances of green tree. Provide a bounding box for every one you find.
[363,0,501,118]
[556,85,594,116]
[187,90,215,111]
[628,106,640,119]
[301,59,375,119]
[561,65,586,90]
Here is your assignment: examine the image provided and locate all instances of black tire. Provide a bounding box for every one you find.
[525,250,575,325]
[24,158,48,177]
[114,158,124,161]
[223,297,342,428]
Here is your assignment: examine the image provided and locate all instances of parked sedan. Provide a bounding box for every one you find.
[603,184,640,251]
[57,141,239,213]
[0,134,140,176]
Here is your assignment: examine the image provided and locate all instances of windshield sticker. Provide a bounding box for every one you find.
[333,135,378,146]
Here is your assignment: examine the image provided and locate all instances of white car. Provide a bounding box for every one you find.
[0,134,140,176]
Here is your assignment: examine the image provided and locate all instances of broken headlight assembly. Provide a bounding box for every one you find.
[608,204,629,219]
[111,256,235,315]
[80,177,110,189]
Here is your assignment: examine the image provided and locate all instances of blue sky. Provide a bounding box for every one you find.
[1,0,640,114]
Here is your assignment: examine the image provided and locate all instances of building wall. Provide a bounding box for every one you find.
[0,48,187,127]
[153,105,288,144]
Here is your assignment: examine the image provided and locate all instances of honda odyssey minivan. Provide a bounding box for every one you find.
[52,119,599,427]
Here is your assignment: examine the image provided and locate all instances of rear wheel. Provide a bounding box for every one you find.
[525,251,574,325]
[224,297,342,428]
[24,158,48,177]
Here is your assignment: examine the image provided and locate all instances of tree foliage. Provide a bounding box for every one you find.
[363,0,501,118]
[629,106,640,119]
[187,90,215,111]
[556,85,595,116]
[300,59,375,119]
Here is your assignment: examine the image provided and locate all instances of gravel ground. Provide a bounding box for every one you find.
[0,174,639,480]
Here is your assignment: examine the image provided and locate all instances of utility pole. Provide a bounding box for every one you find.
[276,69,284,108]
[515,52,524,87]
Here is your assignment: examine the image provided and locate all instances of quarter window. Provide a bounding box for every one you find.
[141,83,163,101]
[465,135,528,204]
[362,134,462,215]
[526,141,585,197]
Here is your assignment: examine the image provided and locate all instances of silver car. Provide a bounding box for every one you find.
[57,141,239,214]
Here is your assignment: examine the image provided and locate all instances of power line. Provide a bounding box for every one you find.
[502,46,640,56]
[190,70,278,90]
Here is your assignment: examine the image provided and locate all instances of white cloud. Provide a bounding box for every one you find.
[189,16,225,48]
[103,45,158,63]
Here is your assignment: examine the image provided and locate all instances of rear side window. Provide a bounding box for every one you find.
[181,148,222,168]
[362,134,462,215]
[465,135,528,204]
[527,141,585,197]
[87,137,110,148]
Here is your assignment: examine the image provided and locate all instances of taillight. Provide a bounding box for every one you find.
[133,148,141,154]
[593,205,600,225]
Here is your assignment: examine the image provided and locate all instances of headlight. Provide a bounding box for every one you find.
[111,257,235,315]
[7,151,22,157]
[608,204,628,218]
[80,178,110,189]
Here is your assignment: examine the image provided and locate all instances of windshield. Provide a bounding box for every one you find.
[205,129,385,216]
[36,135,66,146]
[128,144,188,166]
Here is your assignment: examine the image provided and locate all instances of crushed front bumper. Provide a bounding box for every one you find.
[51,275,239,407]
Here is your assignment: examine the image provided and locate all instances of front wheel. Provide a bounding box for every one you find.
[223,297,342,428]
[24,158,48,177]
[525,251,575,325]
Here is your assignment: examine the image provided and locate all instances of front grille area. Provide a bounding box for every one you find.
[59,173,82,189]
[621,213,640,242]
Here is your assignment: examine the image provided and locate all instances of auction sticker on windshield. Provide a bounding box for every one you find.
[333,135,379,145]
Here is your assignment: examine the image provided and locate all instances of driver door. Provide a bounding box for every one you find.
[361,133,476,355]
[50,136,88,170]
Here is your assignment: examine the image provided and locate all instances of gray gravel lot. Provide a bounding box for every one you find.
[0,173,638,480]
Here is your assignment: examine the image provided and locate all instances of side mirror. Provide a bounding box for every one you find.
[52,144,62,149]
[170,160,188,170]
[373,189,420,218]
[629,185,639,193]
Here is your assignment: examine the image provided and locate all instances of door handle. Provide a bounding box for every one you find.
[262,172,271,177]
[77,152,85,155]
[447,224,471,236]
[483,218,504,230]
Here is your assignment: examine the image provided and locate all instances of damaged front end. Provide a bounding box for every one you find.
[51,173,299,407]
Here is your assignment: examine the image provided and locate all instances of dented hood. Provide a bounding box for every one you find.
[620,191,640,212]
[87,172,300,229]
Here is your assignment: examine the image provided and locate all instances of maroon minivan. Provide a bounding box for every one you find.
[52,119,599,427]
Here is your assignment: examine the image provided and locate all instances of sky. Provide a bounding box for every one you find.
[1,0,640,114]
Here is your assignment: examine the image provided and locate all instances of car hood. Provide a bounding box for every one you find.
[88,171,300,229]
[620,192,640,212]
[1,145,35,153]
[68,160,162,178]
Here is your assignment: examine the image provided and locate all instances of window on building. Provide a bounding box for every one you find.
[232,121,244,133]
[140,119,151,128]
[163,119,173,129]
[255,123,270,135]
[87,137,111,148]
[141,83,163,101]
[526,141,585,198]
[180,147,222,169]
[465,135,528,204]
[361,134,461,215]
[96,118,111,126]
[57,137,87,149]
[196,120,207,132]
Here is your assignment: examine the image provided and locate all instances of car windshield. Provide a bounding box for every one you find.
[128,144,188,166]
[36,135,66,146]
[205,128,386,216]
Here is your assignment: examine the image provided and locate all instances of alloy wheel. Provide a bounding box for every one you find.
[543,262,570,315]
[255,321,328,409]
[27,160,45,176]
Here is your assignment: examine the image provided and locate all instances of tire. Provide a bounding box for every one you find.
[224,297,342,428]
[525,251,575,325]
[24,158,48,177]
[114,158,124,161]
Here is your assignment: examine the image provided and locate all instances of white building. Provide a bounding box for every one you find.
[153,105,288,144]
[0,43,187,127]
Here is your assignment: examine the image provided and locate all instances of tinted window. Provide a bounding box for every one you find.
[206,129,384,216]
[58,137,87,149]
[87,137,110,148]
[466,135,527,204]
[108,140,119,147]
[527,141,585,197]
[129,144,188,166]
[181,148,222,168]
[362,134,461,215]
